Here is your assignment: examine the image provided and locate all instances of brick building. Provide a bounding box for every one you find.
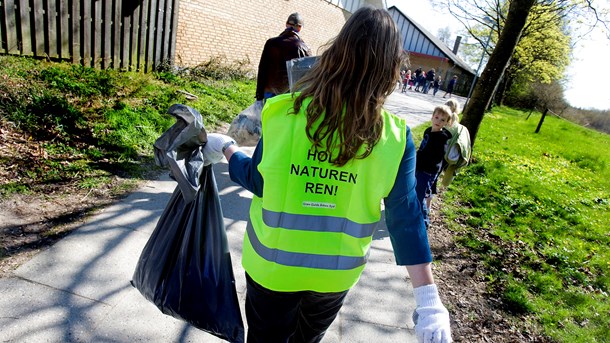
[174,0,385,70]
[174,1,474,95]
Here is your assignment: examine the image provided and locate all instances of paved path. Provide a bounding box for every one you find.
[384,87,467,127]
[0,89,465,342]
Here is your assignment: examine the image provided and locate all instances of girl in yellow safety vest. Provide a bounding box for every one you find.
[203,6,453,343]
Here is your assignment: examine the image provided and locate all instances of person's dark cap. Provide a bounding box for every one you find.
[287,13,304,26]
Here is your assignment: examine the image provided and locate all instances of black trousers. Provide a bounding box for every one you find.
[245,273,349,343]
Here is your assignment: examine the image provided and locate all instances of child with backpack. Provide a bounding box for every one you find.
[415,105,454,228]
[441,99,471,187]
[418,100,472,229]
[426,99,472,211]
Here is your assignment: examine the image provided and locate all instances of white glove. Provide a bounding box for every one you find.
[203,133,236,165]
[412,284,452,343]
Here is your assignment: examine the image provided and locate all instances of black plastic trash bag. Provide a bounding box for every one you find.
[132,167,244,342]
[153,104,208,204]
[132,104,244,343]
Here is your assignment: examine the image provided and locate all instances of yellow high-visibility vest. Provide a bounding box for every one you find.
[243,93,407,292]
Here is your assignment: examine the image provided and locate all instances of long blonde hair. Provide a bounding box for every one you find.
[444,98,461,126]
[293,7,406,166]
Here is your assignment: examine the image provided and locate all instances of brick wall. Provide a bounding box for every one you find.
[175,0,350,71]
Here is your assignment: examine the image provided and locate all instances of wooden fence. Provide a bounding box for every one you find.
[0,0,179,71]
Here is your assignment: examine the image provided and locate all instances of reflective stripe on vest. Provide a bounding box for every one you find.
[246,221,368,270]
[262,208,377,238]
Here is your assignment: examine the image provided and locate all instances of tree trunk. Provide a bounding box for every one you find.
[460,0,536,146]
[495,71,512,106]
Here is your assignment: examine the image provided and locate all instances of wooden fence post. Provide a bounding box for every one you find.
[535,108,548,133]
[1,0,176,71]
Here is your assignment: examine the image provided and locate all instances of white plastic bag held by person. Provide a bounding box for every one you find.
[227,101,263,146]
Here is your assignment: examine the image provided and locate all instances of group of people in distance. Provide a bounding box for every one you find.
[203,7,455,343]
[401,68,459,98]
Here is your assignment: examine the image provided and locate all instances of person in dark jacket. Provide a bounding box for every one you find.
[255,13,312,102]
[442,75,458,98]
[433,76,442,96]
[423,68,435,94]
[413,67,423,91]
[415,71,426,92]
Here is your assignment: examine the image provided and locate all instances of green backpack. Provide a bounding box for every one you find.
[442,123,471,187]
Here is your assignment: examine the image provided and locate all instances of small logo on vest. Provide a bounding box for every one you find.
[302,201,336,209]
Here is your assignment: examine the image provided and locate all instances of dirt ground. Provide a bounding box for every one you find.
[0,122,141,277]
[0,189,128,277]
[0,196,552,342]
[0,123,550,342]
[427,202,551,342]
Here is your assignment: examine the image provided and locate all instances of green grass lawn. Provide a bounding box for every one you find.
[416,107,610,343]
[0,55,256,196]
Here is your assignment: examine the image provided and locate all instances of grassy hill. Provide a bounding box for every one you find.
[1,56,608,342]
[0,55,256,197]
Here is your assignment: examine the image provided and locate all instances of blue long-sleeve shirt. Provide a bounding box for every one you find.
[228,127,432,265]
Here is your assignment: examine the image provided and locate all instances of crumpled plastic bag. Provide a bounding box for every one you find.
[226,101,263,146]
[132,104,245,342]
[286,56,318,92]
[153,104,208,203]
